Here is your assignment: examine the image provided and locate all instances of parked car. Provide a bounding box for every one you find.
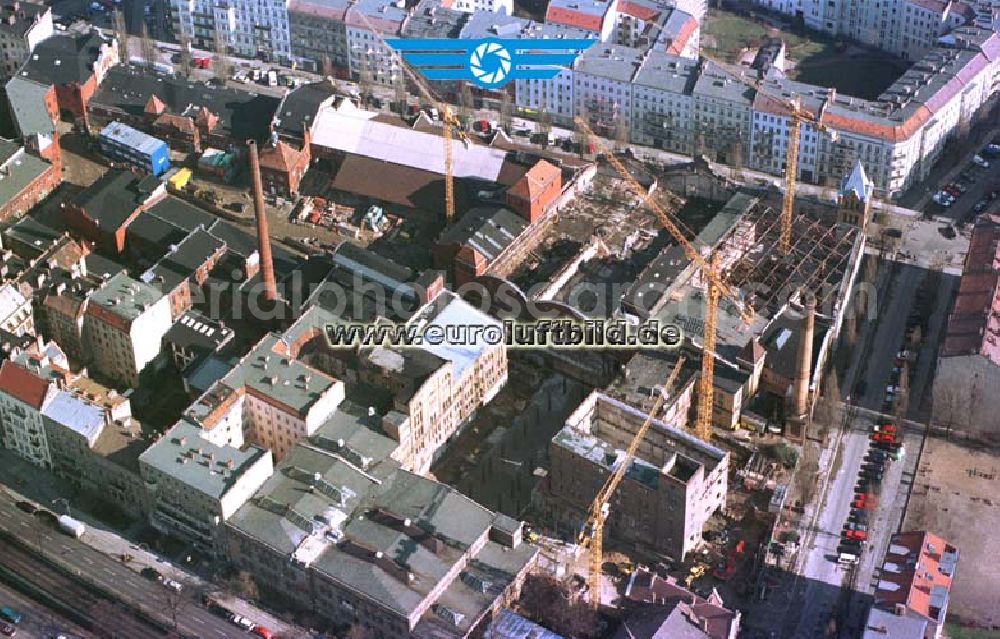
[943,185,962,196]
[230,615,256,632]
[252,626,275,639]
[989,190,999,201]
[0,622,13,637]
[973,154,990,168]
[0,609,21,625]
[983,143,1000,157]
[932,192,955,206]
[161,578,182,593]
[14,501,36,514]
[140,567,162,581]
[975,200,989,213]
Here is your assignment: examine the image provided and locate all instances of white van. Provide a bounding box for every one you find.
[267,70,278,87]
[838,552,859,566]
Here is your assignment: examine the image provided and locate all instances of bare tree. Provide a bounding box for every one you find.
[160,585,188,633]
[536,108,551,146]
[614,108,629,151]
[321,54,335,79]
[358,54,373,105]
[178,30,193,77]
[140,23,157,72]
[113,10,129,64]
[731,135,743,180]
[393,70,407,115]
[460,83,474,121]
[212,31,231,82]
[500,90,512,133]
[577,104,591,158]
[228,570,260,600]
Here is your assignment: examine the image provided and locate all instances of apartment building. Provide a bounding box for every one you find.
[0,359,55,467]
[0,283,33,337]
[0,1,53,80]
[545,391,729,561]
[140,418,274,552]
[519,24,1000,199]
[41,379,149,518]
[344,0,406,85]
[863,531,959,639]
[170,0,293,63]
[82,273,173,388]
[225,415,537,637]
[288,0,351,74]
[749,0,971,60]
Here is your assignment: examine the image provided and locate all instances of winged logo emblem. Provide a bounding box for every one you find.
[384,38,596,89]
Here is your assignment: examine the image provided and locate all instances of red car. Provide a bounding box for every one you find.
[845,528,867,540]
[252,626,274,639]
[193,56,211,70]
[872,432,896,443]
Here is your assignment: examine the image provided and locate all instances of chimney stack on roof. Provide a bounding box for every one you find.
[247,139,277,302]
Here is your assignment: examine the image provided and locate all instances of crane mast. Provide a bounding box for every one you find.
[578,356,686,609]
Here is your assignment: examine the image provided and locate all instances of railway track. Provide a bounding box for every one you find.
[0,534,167,638]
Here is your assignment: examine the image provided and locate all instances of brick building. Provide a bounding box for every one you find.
[505,159,562,223]
[9,27,116,126]
[0,138,60,223]
[257,132,311,197]
[433,207,527,285]
[141,228,227,318]
[60,169,166,254]
[545,391,729,561]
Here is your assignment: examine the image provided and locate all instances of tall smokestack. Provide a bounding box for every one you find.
[247,139,277,302]
[793,289,816,418]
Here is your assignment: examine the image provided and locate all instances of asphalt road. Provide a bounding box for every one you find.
[0,497,241,639]
[922,151,1000,224]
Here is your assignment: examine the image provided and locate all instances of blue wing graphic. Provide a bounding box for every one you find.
[385,38,596,88]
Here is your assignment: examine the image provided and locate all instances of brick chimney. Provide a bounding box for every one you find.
[793,289,816,418]
[247,139,277,302]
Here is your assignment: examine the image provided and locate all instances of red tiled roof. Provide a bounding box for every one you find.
[626,571,739,639]
[259,140,304,172]
[0,360,51,409]
[154,113,196,133]
[145,94,166,115]
[875,531,957,622]
[665,16,698,55]
[545,5,603,30]
[508,159,560,202]
[618,0,660,21]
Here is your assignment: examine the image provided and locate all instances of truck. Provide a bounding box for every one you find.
[57,515,85,538]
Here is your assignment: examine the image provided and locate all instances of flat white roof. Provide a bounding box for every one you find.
[311,101,507,181]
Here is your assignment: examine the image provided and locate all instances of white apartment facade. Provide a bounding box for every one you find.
[450,0,513,15]
[139,418,274,552]
[82,274,173,389]
[170,0,292,62]
[0,361,56,468]
[0,283,33,337]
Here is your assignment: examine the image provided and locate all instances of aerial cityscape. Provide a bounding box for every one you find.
[0,0,994,636]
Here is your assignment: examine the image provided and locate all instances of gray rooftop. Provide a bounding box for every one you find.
[139,418,270,499]
[633,51,698,94]
[4,76,55,137]
[0,142,52,209]
[575,44,643,84]
[223,334,338,417]
[88,272,166,322]
[402,0,467,39]
[41,390,106,447]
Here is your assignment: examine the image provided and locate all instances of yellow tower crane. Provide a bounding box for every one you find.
[574,117,751,444]
[775,95,832,254]
[577,356,686,609]
[354,15,470,222]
